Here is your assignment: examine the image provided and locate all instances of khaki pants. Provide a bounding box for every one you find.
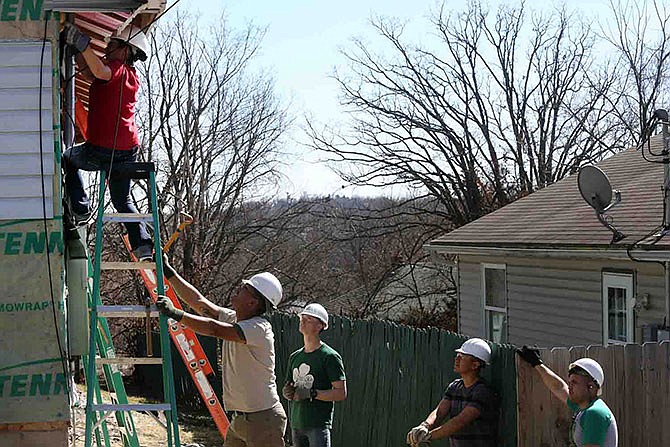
[224,403,287,447]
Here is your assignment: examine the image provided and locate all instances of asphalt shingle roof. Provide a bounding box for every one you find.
[430,136,669,249]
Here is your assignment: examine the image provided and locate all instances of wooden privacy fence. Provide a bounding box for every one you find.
[269,313,517,447]
[150,313,518,446]
[517,341,670,447]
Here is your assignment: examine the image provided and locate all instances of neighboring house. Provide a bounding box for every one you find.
[426,138,670,348]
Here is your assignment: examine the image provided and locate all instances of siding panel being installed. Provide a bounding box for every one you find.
[0,42,55,220]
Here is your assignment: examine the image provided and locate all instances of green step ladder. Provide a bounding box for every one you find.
[82,297,143,447]
[84,162,180,447]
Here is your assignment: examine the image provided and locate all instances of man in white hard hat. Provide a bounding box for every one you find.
[156,259,287,447]
[406,338,500,446]
[517,347,618,447]
[281,303,347,447]
[60,22,153,260]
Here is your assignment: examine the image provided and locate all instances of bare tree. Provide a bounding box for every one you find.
[600,0,670,145]
[131,13,317,306]
[308,1,630,227]
[272,196,456,327]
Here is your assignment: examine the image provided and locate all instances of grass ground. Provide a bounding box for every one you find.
[72,384,224,447]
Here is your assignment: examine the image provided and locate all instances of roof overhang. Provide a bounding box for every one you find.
[424,242,670,262]
[46,1,162,13]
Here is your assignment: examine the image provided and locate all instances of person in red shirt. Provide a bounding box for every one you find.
[62,23,153,260]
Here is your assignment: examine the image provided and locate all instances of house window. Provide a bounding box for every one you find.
[602,272,634,344]
[482,264,507,343]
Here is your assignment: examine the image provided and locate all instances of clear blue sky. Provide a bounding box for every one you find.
[176,0,604,197]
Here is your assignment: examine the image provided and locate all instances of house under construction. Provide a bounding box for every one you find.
[0,2,193,446]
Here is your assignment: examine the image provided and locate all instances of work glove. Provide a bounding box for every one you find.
[62,23,90,53]
[156,295,184,322]
[516,345,543,367]
[162,254,178,280]
[282,382,296,401]
[406,423,431,445]
[294,385,314,401]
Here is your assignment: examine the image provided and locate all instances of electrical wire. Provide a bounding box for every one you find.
[625,226,667,268]
[622,113,670,266]
[639,115,670,164]
[37,0,182,439]
[39,10,72,406]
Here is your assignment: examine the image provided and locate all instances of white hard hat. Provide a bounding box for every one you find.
[299,303,329,329]
[243,272,282,309]
[455,338,491,365]
[110,25,149,61]
[569,358,604,395]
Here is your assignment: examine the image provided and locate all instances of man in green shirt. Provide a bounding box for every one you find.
[282,303,347,447]
[517,347,618,447]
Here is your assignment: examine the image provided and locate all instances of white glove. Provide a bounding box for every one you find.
[406,423,431,445]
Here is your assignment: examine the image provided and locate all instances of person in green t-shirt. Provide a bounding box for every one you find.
[517,347,618,447]
[282,303,347,447]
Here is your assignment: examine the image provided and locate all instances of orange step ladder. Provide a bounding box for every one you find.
[122,234,230,439]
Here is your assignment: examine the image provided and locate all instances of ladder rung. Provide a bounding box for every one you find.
[97,357,163,365]
[100,261,155,270]
[103,213,154,223]
[91,403,171,412]
[109,162,155,179]
[97,305,160,317]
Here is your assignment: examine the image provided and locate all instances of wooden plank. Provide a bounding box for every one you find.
[0,421,68,431]
[657,341,670,446]
[643,342,660,447]
[623,343,643,447]
[516,355,534,447]
[599,344,625,447]
[550,348,572,446]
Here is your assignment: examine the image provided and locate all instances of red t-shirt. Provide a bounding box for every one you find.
[87,60,140,150]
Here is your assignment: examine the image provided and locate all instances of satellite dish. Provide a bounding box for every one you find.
[578,165,614,213]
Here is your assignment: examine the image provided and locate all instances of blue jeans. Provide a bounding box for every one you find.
[62,143,152,250]
[291,428,330,447]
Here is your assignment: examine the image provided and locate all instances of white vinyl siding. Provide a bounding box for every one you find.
[458,260,483,336]
[0,41,55,219]
[457,256,666,347]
